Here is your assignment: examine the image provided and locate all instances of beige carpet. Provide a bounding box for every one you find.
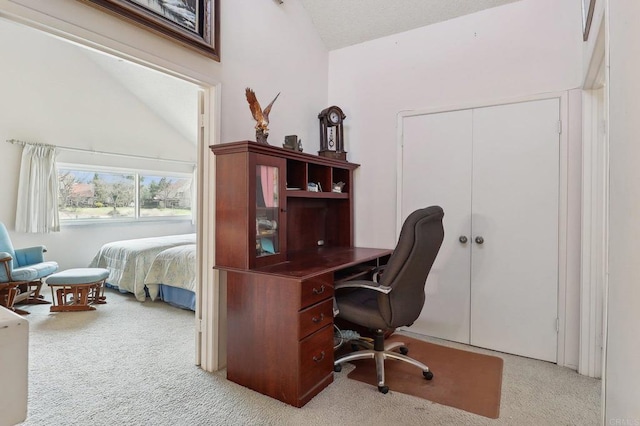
[17,288,601,425]
[347,335,503,418]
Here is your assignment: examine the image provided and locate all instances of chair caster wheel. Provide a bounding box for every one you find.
[378,385,389,394]
[399,346,409,355]
[334,364,342,373]
[423,371,434,380]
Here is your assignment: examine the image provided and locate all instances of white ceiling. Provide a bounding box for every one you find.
[299,0,521,50]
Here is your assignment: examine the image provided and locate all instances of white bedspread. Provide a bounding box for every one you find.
[89,234,196,301]
[144,244,196,301]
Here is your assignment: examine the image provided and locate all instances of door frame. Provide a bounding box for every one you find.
[396,91,571,367]
[580,13,607,379]
[0,9,224,370]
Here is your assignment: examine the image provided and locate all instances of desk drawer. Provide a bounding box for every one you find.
[299,324,333,396]
[299,298,333,339]
[300,274,333,308]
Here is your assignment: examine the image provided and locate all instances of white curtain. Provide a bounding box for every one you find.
[15,144,60,233]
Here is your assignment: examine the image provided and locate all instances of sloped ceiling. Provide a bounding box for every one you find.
[83,51,199,144]
[0,18,199,145]
[299,0,522,50]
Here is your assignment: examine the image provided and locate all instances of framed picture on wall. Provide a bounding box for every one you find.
[582,0,596,41]
[79,0,220,61]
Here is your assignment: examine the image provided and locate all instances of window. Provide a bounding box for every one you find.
[58,165,192,222]
[139,174,193,218]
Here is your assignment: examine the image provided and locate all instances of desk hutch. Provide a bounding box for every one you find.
[211,141,391,407]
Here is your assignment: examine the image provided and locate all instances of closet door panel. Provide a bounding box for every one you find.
[470,99,560,362]
[401,110,472,344]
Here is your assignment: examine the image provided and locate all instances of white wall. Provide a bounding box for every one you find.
[215,2,328,147]
[328,0,583,367]
[0,0,328,269]
[329,0,582,247]
[606,1,640,422]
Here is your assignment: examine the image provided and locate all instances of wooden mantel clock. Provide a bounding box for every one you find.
[318,105,347,160]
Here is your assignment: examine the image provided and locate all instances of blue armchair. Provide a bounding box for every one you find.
[0,222,58,314]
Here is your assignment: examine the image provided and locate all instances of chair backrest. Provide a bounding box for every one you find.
[377,206,444,328]
[0,223,17,269]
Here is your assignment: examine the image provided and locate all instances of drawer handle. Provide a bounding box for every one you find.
[312,285,325,295]
[312,313,325,323]
[313,351,325,363]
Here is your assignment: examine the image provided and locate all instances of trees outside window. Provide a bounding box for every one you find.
[57,167,191,221]
[140,174,192,217]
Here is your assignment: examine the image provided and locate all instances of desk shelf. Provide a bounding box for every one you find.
[334,266,376,284]
[286,191,348,199]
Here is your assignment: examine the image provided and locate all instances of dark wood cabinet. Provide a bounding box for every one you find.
[225,269,335,407]
[211,141,391,407]
[211,141,358,269]
[211,145,288,269]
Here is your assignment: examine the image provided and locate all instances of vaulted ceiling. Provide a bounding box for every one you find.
[299,0,521,50]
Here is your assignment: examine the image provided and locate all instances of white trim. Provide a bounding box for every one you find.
[395,112,406,237]
[194,89,205,368]
[557,91,570,369]
[579,18,607,379]
[396,90,579,121]
[7,140,195,166]
[197,85,225,372]
[600,5,609,421]
[56,162,194,178]
[396,91,572,366]
[579,87,605,379]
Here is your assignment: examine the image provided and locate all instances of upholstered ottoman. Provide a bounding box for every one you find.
[46,268,110,312]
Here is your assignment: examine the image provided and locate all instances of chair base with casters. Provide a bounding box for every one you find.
[334,329,433,394]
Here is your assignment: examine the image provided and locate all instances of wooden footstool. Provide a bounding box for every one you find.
[46,268,110,312]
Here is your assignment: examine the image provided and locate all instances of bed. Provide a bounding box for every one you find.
[144,244,196,311]
[89,234,196,303]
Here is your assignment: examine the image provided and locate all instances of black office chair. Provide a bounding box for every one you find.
[333,206,444,394]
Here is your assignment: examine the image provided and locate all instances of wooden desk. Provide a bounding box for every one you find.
[211,141,390,406]
[217,247,392,407]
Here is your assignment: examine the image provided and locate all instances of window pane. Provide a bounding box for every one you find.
[58,169,135,220]
[139,175,192,217]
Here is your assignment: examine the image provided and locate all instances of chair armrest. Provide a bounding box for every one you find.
[14,246,46,265]
[0,251,13,264]
[334,280,392,294]
[0,252,14,282]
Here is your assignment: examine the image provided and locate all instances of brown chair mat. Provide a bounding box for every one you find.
[345,335,504,419]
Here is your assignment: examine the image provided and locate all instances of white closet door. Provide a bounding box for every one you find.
[401,110,473,344]
[470,99,559,362]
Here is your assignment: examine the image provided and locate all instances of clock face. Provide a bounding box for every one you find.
[329,110,341,125]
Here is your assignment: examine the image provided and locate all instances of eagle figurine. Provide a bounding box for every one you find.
[245,87,280,144]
